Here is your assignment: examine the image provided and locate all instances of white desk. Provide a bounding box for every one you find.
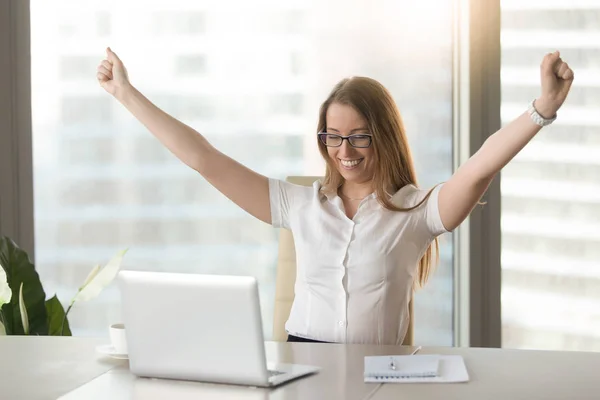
[0,337,120,400]
[2,337,599,400]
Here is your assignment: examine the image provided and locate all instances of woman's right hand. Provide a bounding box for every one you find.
[97,47,130,97]
[94,48,272,225]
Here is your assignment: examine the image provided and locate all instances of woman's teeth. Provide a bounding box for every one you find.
[340,159,363,168]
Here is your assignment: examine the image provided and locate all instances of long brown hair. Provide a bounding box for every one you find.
[317,76,439,288]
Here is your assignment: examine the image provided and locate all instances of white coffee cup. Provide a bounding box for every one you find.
[109,323,128,354]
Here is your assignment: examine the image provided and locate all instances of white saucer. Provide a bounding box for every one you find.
[96,344,129,360]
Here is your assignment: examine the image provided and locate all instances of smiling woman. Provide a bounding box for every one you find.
[97,38,574,346]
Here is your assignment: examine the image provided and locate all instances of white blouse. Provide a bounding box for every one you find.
[268,178,449,345]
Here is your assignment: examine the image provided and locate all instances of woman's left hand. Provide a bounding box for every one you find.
[534,51,574,118]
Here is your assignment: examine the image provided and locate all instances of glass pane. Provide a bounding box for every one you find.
[501,0,600,350]
[31,0,454,344]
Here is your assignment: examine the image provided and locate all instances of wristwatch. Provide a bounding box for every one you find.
[528,99,557,127]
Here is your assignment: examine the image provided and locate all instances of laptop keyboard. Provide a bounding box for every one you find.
[268,370,285,377]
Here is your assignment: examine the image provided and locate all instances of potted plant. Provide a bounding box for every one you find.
[0,236,127,336]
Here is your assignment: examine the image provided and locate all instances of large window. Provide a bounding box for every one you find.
[501,0,600,351]
[31,0,455,344]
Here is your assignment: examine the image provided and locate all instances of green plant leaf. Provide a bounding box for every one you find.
[0,237,48,335]
[45,295,71,336]
[19,282,29,334]
[0,320,5,335]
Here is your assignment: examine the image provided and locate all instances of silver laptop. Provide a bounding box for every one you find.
[118,270,319,387]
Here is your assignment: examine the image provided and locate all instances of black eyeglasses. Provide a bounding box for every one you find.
[317,133,373,148]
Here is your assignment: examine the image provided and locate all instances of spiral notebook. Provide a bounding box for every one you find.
[364,354,469,383]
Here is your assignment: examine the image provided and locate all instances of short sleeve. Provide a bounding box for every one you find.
[391,183,449,238]
[269,178,288,229]
[268,178,313,229]
[424,184,449,237]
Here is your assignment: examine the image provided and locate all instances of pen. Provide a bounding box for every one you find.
[389,346,422,370]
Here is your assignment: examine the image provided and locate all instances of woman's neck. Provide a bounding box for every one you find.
[338,181,374,201]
